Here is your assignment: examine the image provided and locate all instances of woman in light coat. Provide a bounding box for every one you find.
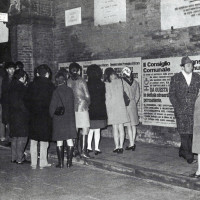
[104,68,129,154]
[122,67,140,151]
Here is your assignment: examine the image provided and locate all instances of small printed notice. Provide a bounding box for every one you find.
[161,0,200,30]
[0,13,8,22]
[65,7,81,27]
[94,0,126,26]
[0,22,8,43]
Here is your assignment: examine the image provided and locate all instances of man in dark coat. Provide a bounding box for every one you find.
[9,69,29,164]
[25,64,55,169]
[169,56,200,164]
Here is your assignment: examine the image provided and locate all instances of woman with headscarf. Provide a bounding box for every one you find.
[121,67,140,151]
[49,71,76,168]
[104,67,129,154]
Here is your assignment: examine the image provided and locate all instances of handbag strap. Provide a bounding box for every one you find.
[121,78,125,92]
[56,90,64,107]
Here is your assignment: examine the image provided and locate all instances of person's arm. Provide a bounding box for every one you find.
[169,76,177,108]
[49,90,58,118]
[135,81,140,104]
[82,79,90,106]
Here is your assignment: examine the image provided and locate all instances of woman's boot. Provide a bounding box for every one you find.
[56,146,64,168]
[67,146,74,168]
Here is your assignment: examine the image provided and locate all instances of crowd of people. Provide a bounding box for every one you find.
[0,61,140,169]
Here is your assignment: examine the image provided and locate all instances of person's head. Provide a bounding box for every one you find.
[121,67,132,78]
[69,62,82,80]
[55,71,66,86]
[104,67,117,82]
[13,69,26,84]
[180,56,194,74]
[58,68,69,80]
[15,61,24,70]
[35,64,51,79]
[4,62,16,77]
[86,64,102,81]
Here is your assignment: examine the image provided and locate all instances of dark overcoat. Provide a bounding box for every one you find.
[49,84,76,141]
[8,80,29,137]
[169,72,200,134]
[25,77,55,141]
[87,79,107,121]
[1,76,12,125]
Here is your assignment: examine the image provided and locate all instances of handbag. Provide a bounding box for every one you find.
[54,91,65,116]
[121,79,130,106]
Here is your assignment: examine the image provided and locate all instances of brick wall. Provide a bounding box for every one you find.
[53,0,194,147]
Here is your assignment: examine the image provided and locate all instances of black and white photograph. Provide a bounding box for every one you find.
[1,0,200,199]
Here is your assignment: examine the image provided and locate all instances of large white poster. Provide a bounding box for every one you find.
[142,55,200,127]
[94,0,126,26]
[161,0,200,30]
[59,57,142,120]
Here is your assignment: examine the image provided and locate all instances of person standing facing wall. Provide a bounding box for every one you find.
[169,56,200,164]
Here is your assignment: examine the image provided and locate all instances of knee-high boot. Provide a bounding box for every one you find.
[67,146,74,168]
[73,138,80,157]
[80,135,90,159]
[56,146,64,168]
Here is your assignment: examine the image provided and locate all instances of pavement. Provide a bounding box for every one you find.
[1,137,200,191]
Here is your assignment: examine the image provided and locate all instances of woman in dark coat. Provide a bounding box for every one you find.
[25,64,55,169]
[86,64,107,155]
[9,69,29,164]
[49,71,76,168]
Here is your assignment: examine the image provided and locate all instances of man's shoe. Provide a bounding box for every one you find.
[187,158,197,164]
[125,145,136,151]
[113,148,119,153]
[11,160,16,163]
[189,172,200,178]
[87,149,93,153]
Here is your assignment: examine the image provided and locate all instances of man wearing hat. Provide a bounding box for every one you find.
[169,56,200,164]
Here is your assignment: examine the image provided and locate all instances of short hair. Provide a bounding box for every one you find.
[15,61,24,69]
[13,69,26,80]
[35,64,52,77]
[69,62,81,73]
[104,67,115,82]
[86,64,102,80]
[4,62,16,70]
[55,71,66,85]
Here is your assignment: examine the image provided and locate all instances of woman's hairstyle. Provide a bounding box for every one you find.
[86,64,102,80]
[104,67,116,82]
[15,61,24,69]
[13,69,26,80]
[55,71,66,85]
[35,64,52,78]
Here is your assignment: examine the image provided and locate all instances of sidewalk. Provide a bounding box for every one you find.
[1,137,200,191]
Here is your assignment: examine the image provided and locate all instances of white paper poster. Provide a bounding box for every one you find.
[59,57,142,120]
[94,0,126,26]
[0,13,8,22]
[142,55,200,127]
[161,0,200,30]
[65,7,81,27]
[0,22,9,43]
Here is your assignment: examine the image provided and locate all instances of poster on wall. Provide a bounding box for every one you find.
[59,57,142,120]
[161,0,200,30]
[142,55,200,127]
[94,0,126,26]
[65,7,82,27]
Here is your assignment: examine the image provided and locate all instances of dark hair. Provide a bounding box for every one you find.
[69,62,82,76]
[55,71,66,85]
[13,69,26,80]
[86,64,102,80]
[4,61,16,70]
[58,68,69,79]
[104,67,115,82]
[15,61,24,69]
[35,64,52,78]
